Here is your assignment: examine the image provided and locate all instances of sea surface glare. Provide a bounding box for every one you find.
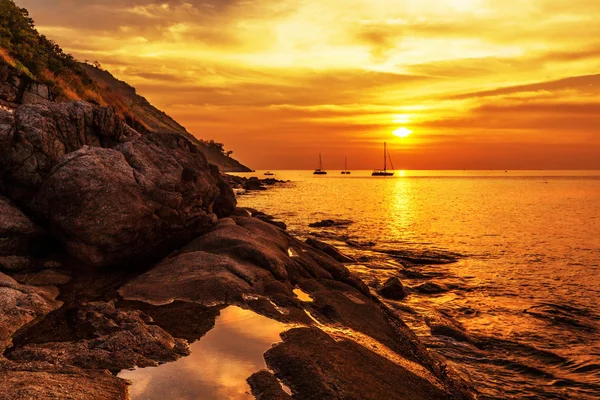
[236,170,600,400]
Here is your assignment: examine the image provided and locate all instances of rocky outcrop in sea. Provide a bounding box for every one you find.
[0,100,474,399]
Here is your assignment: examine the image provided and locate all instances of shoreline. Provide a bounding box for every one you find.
[0,101,474,399]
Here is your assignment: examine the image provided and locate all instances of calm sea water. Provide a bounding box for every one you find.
[235,170,600,400]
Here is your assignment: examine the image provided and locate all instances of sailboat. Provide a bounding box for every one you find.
[372,142,395,176]
[313,153,327,175]
[341,157,351,174]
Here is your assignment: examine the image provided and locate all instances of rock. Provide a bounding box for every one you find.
[1,102,227,266]
[375,249,460,265]
[11,268,71,286]
[210,165,237,218]
[7,301,189,370]
[0,102,138,206]
[425,312,472,343]
[265,327,449,400]
[378,277,407,300]
[309,219,353,228]
[243,177,267,191]
[0,369,128,400]
[346,240,376,248]
[305,238,355,263]
[0,196,45,271]
[119,217,369,309]
[247,370,293,400]
[0,272,61,351]
[0,61,54,108]
[257,216,287,230]
[414,282,449,294]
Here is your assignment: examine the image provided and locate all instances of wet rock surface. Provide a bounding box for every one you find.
[378,277,407,300]
[305,237,356,263]
[224,175,286,193]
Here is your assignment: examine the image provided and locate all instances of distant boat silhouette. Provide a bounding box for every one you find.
[372,142,395,176]
[264,171,274,176]
[314,153,327,175]
[341,157,351,174]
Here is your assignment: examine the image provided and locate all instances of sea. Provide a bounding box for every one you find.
[234,170,600,400]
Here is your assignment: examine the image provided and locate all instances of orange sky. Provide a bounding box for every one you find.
[18,0,600,169]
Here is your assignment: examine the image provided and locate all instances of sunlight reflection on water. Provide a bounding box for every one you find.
[235,170,600,399]
[119,306,286,400]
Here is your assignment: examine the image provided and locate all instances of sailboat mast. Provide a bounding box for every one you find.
[345,156,347,171]
[319,153,323,170]
[384,142,387,172]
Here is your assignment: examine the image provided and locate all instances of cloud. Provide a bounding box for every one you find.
[14,0,600,169]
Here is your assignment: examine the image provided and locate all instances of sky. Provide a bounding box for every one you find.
[17,0,600,169]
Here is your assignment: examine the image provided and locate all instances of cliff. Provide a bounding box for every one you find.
[81,64,252,172]
[0,0,251,172]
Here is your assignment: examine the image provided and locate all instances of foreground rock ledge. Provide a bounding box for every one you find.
[2,217,474,400]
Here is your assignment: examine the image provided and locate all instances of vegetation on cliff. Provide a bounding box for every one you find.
[0,0,250,171]
[0,0,101,101]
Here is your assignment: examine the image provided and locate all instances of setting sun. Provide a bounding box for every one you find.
[392,127,413,138]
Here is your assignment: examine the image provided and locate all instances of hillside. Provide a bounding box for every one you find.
[0,0,251,172]
[81,64,252,172]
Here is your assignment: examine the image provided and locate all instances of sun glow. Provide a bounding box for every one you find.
[392,127,413,138]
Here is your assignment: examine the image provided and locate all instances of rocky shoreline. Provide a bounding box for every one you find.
[0,101,474,399]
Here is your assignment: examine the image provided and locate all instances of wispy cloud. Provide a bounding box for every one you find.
[16,0,600,168]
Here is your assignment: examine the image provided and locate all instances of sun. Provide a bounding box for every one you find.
[392,127,412,138]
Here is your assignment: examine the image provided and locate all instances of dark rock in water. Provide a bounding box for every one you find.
[425,312,472,343]
[223,174,285,191]
[309,219,353,228]
[1,102,224,267]
[374,248,459,265]
[414,282,449,294]
[258,216,287,230]
[346,239,376,248]
[265,327,449,400]
[235,207,286,230]
[305,238,355,263]
[524,303,597,331]
[399,269,427,279]
[243,177,268,191]
[378,277,407,300]
[248,370,293,400]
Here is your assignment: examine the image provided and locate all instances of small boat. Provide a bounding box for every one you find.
[341,157,351,174]
[264,171,275,176]
[372,142,395,176]
[314,153,327,175]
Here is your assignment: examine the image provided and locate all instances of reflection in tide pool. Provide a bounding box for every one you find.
[293,288,313,302]
[119,306,286,400]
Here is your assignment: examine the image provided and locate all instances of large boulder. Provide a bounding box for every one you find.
[0,102,225,266]
[0,102,138,205]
